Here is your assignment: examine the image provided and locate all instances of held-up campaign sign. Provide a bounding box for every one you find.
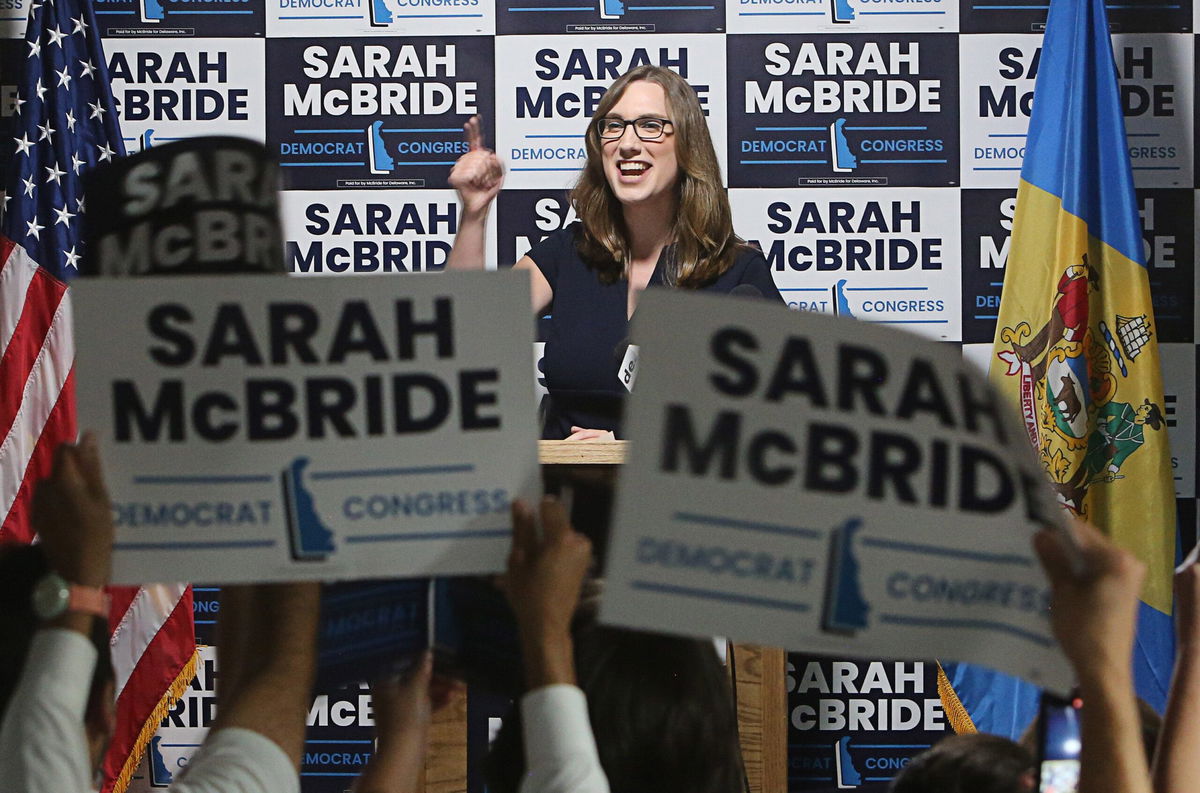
[74,272,538,583]
[600,290,1073,691]
[74,137,538,583]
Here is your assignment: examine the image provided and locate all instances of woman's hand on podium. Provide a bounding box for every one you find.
[566,427,616,442]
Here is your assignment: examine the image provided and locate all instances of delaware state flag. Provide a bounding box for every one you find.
[989,0,1175,705]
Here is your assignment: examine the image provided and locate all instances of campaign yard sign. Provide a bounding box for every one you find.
[600,290,1073,691]
[73,270,539,584]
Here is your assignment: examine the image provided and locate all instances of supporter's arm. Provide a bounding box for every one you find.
[1034,520,1151,793]
[353,651,460,793]
[170,582,319,793]
[505,497,609,793]
[32,432,114,637]
[0,434,115,793]
[1151,546,1200,793]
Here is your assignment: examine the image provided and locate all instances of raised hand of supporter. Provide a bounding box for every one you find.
[31,432,114,588]
[354,651,461,793]
[1033,518,1151,793]
[504,497,593,687]
[1033,518,1144,682]
[1174,544,1200,651]
[1151,545,1200,793]
[447,116,504,220]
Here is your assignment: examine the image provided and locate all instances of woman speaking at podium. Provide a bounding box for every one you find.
[446,65,783,440]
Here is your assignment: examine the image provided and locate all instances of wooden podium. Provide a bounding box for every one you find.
[418,440,787,793]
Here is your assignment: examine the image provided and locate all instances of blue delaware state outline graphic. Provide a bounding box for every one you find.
[726,33,960,188]
[283,457,337,562]
[725,0,956,35]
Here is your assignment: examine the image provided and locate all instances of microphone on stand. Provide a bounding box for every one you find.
[612,335,640,393]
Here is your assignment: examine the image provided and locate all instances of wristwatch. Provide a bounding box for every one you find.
[31,572,109,621]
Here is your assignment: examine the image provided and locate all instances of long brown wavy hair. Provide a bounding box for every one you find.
[571,65,743,288]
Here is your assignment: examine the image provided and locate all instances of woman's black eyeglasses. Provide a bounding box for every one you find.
[595,117,674,141]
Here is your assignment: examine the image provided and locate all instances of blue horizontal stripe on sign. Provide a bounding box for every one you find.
[755,126,823,131]
[511,167,579,171]
[845,126,927,131]
[171,9,255,13]
[279,14,362,18]
[311,464,474,479]
[381,128,460,133]
[346,528,509,543]
[880,614,1053,647]
[845,286,926,291]
[861,9,945,12]
[629,4,715,7]
[114,539,277,551]
[94,10,132,13]
[395,12,485,15]
[295,129,357,134]
[864,535,1032,566]
[860,159,948,164]
[779,288,825,292]
[281,162,366,167]
[737,10,822,14]
[193,588,220,592]
[134,474,272,484]
[194,620,216,625]
[974,167,1021,170]
[307,740,375,745]
[740,160,826,165]
[526,134,584,138]
[975,314,999,320]
[989,282,1004,287]
[864,319,949,324]
[672,510,823,540]
[630,581,811,612]
[854,744,932,749]
[506,5,592,9]
[988,133,1027,137]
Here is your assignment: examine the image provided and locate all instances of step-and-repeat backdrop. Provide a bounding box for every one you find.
[2,1,1198,790]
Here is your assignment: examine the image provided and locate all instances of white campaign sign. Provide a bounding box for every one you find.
[74,271,539,584]
[600,290,1073,691]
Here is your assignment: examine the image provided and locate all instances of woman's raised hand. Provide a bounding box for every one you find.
[448,115,505,219]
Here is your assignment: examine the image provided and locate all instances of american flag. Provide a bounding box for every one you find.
[0,2,196,792]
